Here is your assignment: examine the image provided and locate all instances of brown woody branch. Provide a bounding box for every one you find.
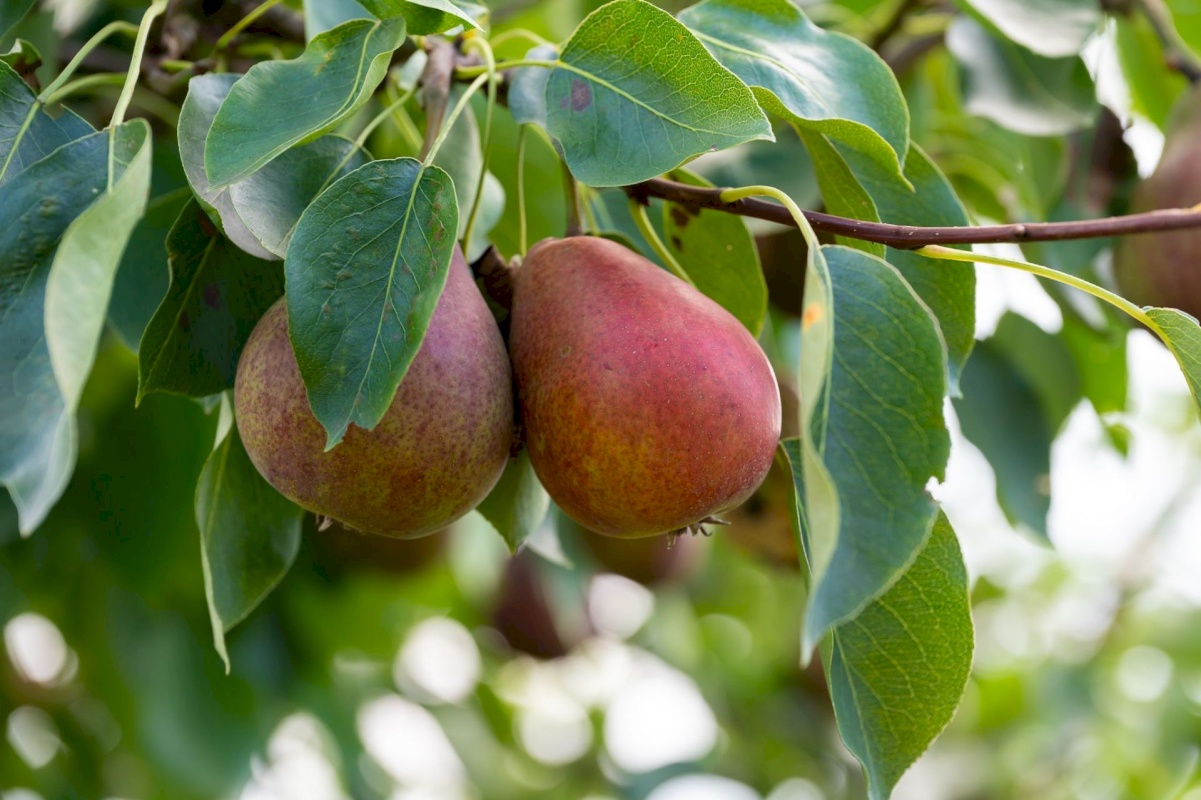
[627,177,1201,249]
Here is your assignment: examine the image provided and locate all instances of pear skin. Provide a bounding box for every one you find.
[510,236,782,539]
[1115,95,1201,319]
[235,247,513,538]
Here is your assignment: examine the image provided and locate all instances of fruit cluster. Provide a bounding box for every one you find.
[235,236,783,542]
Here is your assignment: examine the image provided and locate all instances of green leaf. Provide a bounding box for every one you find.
[1116,14,1188,131]
[178,73,277,260]
[825,512,973,800]
[1060,313,1127,416]
[798,245,950,649]
[227,134,371,258]
[1,38,41,73]
[953,339,1054,540]
[361,0,483,34]
[798,130,885,258]
[476,452,551,552]
[0,130,112,533]
[0,0,34,41]
[46,120,152,412]
[303,0,371,39]
[204,16,406,188]
[837,143,976,394]
[430,91,505,262]
[545,0,772,187]
[509,44,559,127]
[109,186,192,350]
[0,60,92,187]
[946,17,1096,137]
[954,0,1100,58]
[661,168,767,335]
[138,199,285,401]
[196,407,303,672]
[1146,308,1201,415]
[285,157,458,448]
[679,0,909,180]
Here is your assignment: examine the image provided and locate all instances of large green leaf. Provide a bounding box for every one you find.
[679,0,909,180]
[196,402,303,672]
[798,131,885,258]
[178,73,277,260]
[661,168,767,335]
[204,16,405,188]
[227,134,371,258]
[0,60,92,187]
[798,245,950,649]
[138,199,284,401]
[45,121,152,411]
[545,0,772,187]
[476,452,551,552]
[825,512,973,800]
[0,130,111,533]
[285,157,458,448]
[955,0,1100,58]
[946,17,1096,137]
[361,0,483,33]
[836,143,976,393]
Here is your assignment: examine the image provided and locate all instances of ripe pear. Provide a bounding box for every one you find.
[1115,91,1201,319]
[235,247,513,538]
[509,236,782,539]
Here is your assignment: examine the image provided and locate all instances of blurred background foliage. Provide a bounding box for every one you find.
[6,0,1201,798]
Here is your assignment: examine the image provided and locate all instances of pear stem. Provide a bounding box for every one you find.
[461,36,498,256]
[517,125,530,255]
[628,198,696,286]
[562,159,583,237]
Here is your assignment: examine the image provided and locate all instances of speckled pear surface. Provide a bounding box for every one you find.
[509,236,782,539]
[235,247,513,538]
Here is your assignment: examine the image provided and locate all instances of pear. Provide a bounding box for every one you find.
[509,236,782,539]
[235,247,513,538]
[1115,90,1201,319]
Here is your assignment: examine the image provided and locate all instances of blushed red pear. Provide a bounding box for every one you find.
[234,247,513,538]
[509,236,782,539]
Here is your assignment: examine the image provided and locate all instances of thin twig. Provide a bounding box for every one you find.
[1135,0,1201,83]
[627,177,1201,249]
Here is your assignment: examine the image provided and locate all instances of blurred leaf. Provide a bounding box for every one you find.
[227,134,372,257]
[285,158,458,448]
[662,168,768,335]
[178,73,278,260]
[205,17,406,187]
[431,91,505,261]
[798,245,949,649]
[1060,313,1127,415]
[138,199,284,401]
[508,44,559,127]
[990,312,1082,432]
[1116,14,1189,131]
[946,16,1096,137]
[680,0,909,180]
[824,512,973,800]
[545,0,772,186]
[0,0,33,40]
[799,130,885,257]
[303,0,371,39]
[0,60,92,187]
[362,0,483,33]
[837,143,976,395]
[196,412,303,671]
[46,120,152,410]
[953,339,1053,539]
[0,130,112,533]
[477,452,551,552]
[954,0,1100,57]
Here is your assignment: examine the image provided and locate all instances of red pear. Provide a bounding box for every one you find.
[235,247,513,538]
[509,236,782,539]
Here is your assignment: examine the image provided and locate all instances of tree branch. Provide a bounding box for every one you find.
[627,177,1201,249]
